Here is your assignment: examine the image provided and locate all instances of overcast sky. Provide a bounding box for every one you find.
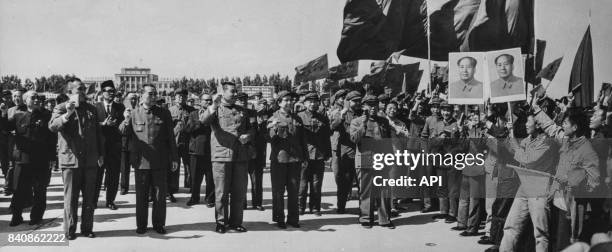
[0,0,345,79]
[1,0,610,97]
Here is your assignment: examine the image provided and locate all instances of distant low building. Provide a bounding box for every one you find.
[116,67,158,92]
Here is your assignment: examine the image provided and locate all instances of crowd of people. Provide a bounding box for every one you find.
[1,77,611,252]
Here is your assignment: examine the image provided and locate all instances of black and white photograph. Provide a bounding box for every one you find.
[1,0,612,252]
[486,48,527,103]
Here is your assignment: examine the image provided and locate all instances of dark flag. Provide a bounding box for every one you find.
[294,54,329,83]
[329,61,359,80]
[461,0,534,53]
[337,0,534,63]
[569,26,593,107]
[525,39,546,85]
[362,61,421,97]
[536,57,563,81]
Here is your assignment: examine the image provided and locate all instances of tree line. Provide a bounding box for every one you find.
[0,73,293,94]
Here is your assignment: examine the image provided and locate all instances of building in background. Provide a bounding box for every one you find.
[116,67,159,92]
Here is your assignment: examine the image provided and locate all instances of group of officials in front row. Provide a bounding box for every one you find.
[1,78,339,238]
[2,76,612,252]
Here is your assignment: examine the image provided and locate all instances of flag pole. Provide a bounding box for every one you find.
[426,7,432,96]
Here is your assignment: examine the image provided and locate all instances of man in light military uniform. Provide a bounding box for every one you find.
[329,90,362,214]
[490,54,525,98]
[421,100,462,223]
[449,56,483,99]
[349,95,394,229]
[119,84,179,235]
[49,78,104,240]
[297,92,331,216]
[200,82,254,233]
[168,87,195,201]
[267,91,308,229]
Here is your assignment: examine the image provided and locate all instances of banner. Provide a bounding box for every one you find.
[295,54,329,83]
[241,85,275,100]
[328,61,358,80]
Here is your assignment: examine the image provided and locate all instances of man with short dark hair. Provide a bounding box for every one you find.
[449,57,483,99]
[499,115,558,251]
[533,101,600,250]
[119,84,179,235]
[490,54,525,98]
[49,78,105,240]
[200,82,254,233]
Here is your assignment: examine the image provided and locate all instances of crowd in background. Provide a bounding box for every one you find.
[1,77,611,252]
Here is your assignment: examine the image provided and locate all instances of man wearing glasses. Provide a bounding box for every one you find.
[1,91,55,226]
[119,84,178,235]
[94,80,125,210]
[49,78,105,240]
[184,93,215,207]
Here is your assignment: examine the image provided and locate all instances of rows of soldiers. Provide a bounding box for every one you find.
[1,77,612,251]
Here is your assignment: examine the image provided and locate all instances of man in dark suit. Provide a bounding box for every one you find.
[184,93,214,207]
[1,91,54,226]
[119,84,179,235]
[94,80,125,210]
[49,78,104,240]
[0,89,15,195]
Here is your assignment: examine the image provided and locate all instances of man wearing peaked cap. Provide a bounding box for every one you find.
[235,92,248,101]
[168,86,195,201]
[330,89,348,108]
[439,100,452,109]
[429,97,443,105]
[422,96,461,224]
[345,90,362,102]
[362,94,378,105]
[303,92,319,102]
[297,89,310,97]
[267,88,307,228]
[329,89,362,214]
[276,91,295,103]
[297,91,330,216]
[349,93,394,229]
